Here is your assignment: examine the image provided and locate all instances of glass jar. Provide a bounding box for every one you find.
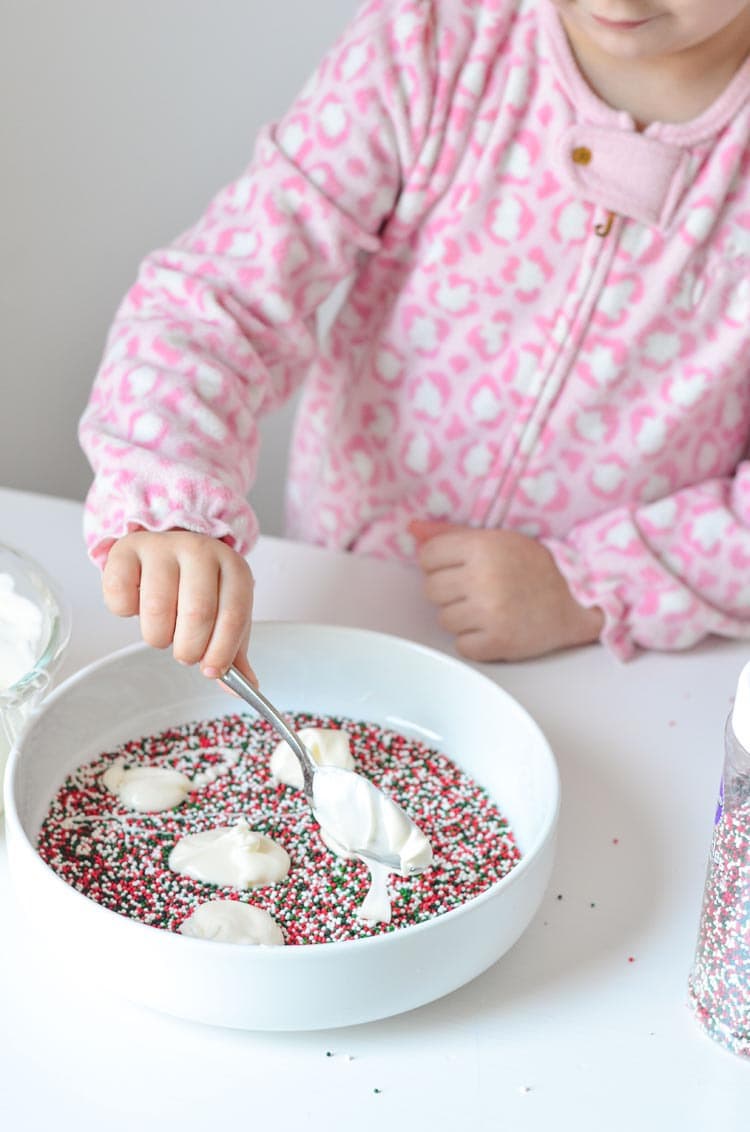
[688,660,750,1057]
[0,542,72,812]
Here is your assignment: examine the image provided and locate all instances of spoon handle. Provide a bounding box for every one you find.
[220,666,316,799]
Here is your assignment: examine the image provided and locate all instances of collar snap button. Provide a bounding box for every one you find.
[571,145,592,165]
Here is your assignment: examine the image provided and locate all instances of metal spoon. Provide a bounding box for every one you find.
[220,665,432,876]
[221,665,317,799]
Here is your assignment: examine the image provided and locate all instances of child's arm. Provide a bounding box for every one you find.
[79,0,456,576]
[102,530,256,680]
[412,467,750,663]
[411,521,603,660]
[541,476,750,660]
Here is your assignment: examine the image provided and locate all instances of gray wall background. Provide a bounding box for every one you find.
[0,0,358,534]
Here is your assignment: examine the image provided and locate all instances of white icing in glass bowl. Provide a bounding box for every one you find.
[0,542,71,812]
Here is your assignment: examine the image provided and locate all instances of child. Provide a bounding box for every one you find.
[80,0,750,679]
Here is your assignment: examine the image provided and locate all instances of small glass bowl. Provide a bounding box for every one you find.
[0,542,72,811]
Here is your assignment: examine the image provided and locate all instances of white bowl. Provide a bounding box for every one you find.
[5,623,559,1031]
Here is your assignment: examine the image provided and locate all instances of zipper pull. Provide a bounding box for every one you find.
[594,211,616,238]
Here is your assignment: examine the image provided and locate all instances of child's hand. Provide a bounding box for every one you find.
[409,520,604,662]
[102,530,256,682]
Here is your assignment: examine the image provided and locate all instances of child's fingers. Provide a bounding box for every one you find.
[138,555,180,649]
[408,518,459,545]
[172,555,220,666]
[436,597,479,636]
[455,628,498,663]
[101,543,142,617]
[231,624,258,687]
[422,565,466,606]
[415,532,466,572]
[199,555,255,679]
[103,532,256,677]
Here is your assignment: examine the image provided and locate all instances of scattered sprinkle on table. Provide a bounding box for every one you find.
[37,711,521,945]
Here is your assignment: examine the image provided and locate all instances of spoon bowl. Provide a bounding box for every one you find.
[220,664,432,877]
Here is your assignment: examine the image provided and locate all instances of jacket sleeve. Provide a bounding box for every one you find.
[543,466,750,659]
[79,0,444,567]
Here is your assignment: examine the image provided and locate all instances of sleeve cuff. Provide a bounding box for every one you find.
[83,504,259,571]
[542,534,637,661]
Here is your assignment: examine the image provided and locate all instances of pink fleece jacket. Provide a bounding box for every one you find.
[79,0,750,660]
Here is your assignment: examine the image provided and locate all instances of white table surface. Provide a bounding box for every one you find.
[0,486,747,1129]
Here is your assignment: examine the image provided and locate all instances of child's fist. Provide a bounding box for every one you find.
[410,520,603,661]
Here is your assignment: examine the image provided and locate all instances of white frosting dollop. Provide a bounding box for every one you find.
[270,727,354,789]
[0,573,44,691]
[179,900,284,945]
[102,762,193,812]
[168,819,291,889]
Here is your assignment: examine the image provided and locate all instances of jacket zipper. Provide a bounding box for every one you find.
[482,205,625,529]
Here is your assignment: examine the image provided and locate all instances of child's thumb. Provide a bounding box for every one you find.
[408,518,459,545]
